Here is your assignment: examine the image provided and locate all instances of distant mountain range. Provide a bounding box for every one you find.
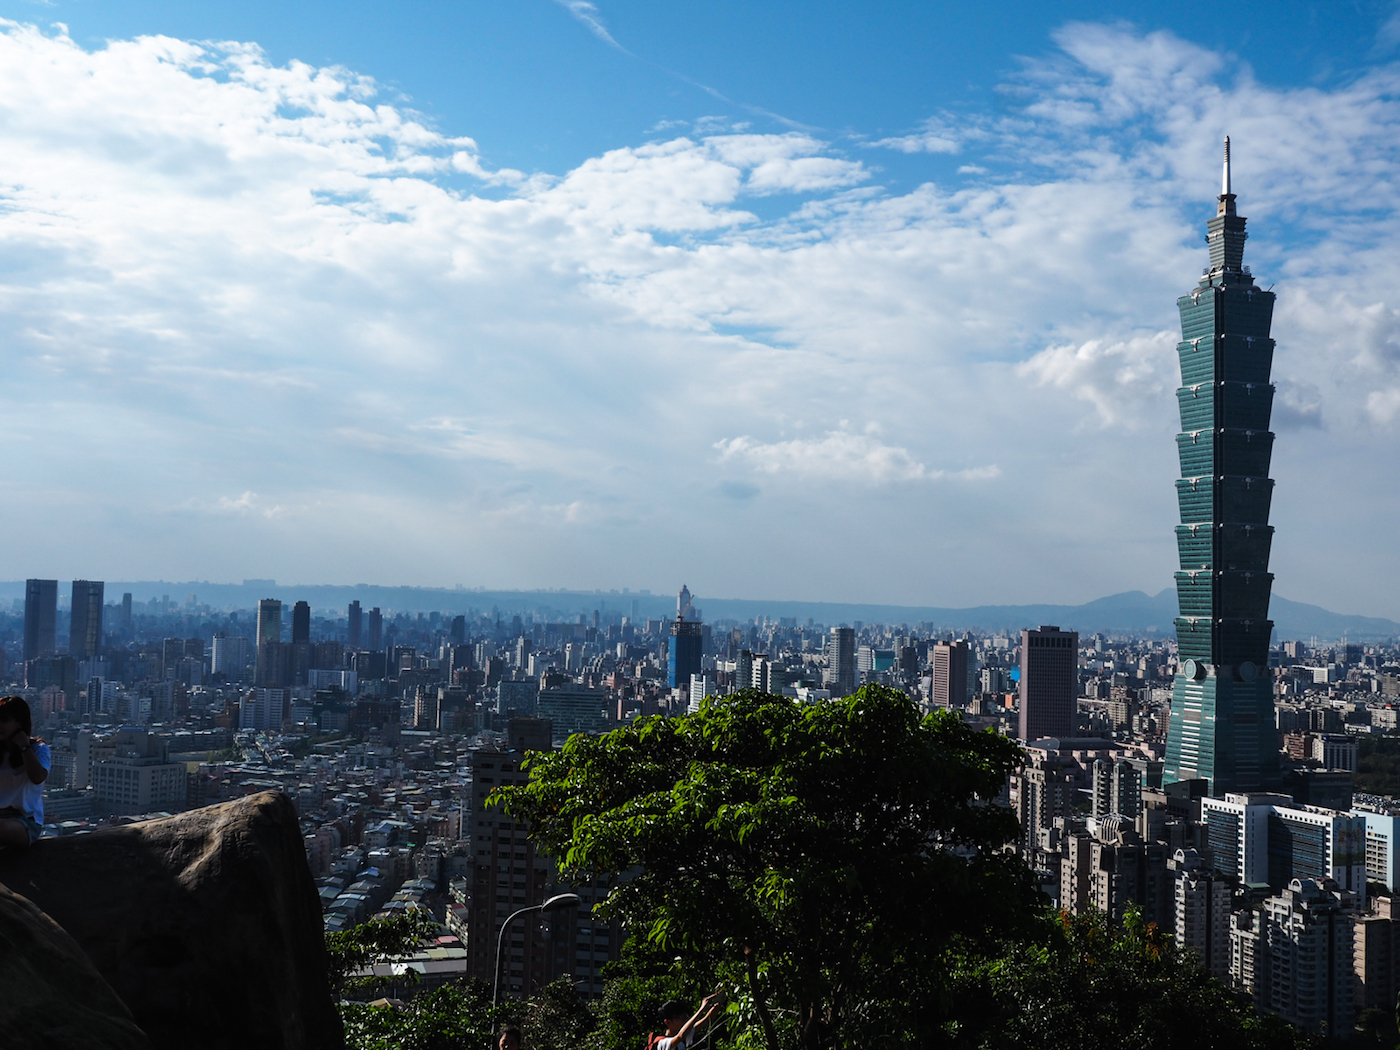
[0,580,1394,642]
[690,590,1400,643]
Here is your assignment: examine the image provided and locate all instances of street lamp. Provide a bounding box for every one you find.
[492,892,583,1038]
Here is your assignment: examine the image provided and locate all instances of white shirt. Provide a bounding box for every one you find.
[0,742,50,825]
[656,1039,685,1050]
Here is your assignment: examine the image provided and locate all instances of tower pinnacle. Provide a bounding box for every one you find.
[1216,135,1238,218]
[1163,143,1279,794]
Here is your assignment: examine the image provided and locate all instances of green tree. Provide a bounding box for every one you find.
[583,934,712,1050]
[328,913,528,1050]
[497,686,1039,1050]
[524,977,599,1050]
[941,907,1317,1050]
[325,909,441,999]
[338,981,504,1050]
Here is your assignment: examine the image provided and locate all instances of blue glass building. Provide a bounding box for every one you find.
[1164,139,1281,794]
[668,619,703,690]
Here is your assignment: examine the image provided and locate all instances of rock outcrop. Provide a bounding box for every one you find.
[0,880,153,1049]
[0,791,343,1050]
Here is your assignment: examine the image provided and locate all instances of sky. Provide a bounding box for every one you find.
[1,1,1399,615]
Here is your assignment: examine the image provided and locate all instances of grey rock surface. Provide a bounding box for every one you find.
[0,880,153,1050]
[0,791,343,1050]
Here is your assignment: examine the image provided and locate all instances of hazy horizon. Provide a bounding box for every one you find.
[1,3,1398,617]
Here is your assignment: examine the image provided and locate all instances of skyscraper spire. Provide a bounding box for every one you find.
[1163,143,1279,795]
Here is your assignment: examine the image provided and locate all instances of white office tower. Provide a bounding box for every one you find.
[754,657,781,694]
[1202,793,1366,902]
[239,688,285,731]
[1353,805,1400,893]
[688,674,714,713]
[1169,848,1231,979]
[735,649,754,692]
[212,633,251,678]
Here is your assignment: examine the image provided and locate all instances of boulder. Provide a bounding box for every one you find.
[0,791,343,1050]
[0,880,153,1049]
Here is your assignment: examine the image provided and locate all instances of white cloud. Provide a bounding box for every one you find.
[1367,387,1400,424]
[714,427,998,485]
[871,118,961,154]
[553,1,625,50]
[212,492,284,519]
[0,20,1396,611]
[1018,332,1178,427]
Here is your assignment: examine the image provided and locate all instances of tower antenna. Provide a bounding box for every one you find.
[1222,136,1231,196]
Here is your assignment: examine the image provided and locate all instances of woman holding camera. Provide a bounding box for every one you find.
[0,696,49,847]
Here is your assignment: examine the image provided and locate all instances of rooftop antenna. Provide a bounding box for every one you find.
[1222,136,1231,196]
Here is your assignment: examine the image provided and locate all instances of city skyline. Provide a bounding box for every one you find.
[0,5,1398,616]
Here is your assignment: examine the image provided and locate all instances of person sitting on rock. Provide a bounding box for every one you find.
[0,696,49,847]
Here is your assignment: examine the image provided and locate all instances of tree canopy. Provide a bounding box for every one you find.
[496,685,1040,1050]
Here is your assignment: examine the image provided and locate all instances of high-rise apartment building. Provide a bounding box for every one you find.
[69,580,104,661]
[1355,896,1400,1017]
[824,627,856,696]
[735,649,754,693]
[1092,758,1145,821]
[256,599,283,688]
[256,599,282,647]
[367,607,383,651]
[1018,625,1078,741]
[289,600,312,687]
[347,601,363,649]
[1229,878,1355,1038]
[463,718,593,996]
[1059,819,1172,929]
[1164,140,1281,795]
[1169,848,1231,979]
[931,640,969,708]
[211,633,251,680]
[291,601,311,645]
[1015,744,1077,860]
[239,689,286,731]
[23,579,57,661]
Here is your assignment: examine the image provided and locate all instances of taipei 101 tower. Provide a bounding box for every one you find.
[1163,139,1281,795]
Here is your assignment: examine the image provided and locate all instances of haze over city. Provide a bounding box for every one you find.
[0,2,1397,616]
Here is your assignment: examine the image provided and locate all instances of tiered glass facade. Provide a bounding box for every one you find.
[1164,141,1281,794]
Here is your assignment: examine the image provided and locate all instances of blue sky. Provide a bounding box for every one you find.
[1,1,1399,615]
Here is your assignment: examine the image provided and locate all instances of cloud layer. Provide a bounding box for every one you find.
[0,20,1398,615]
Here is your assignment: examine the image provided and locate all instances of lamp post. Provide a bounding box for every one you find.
[491,892,582,1042]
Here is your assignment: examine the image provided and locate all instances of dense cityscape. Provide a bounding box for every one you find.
[5,568,1400,1037]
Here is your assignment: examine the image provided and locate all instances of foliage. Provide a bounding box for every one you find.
[524,977,599,1050]
[1355,736,1400,796]
[582,933,714,1050]
[329,916,598,1050]
[1355,1006,1399,1049]
[339,980,506,1050]
[325,909,441,998]
[940,907,1318,1050]
[495,686,1040,1050]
